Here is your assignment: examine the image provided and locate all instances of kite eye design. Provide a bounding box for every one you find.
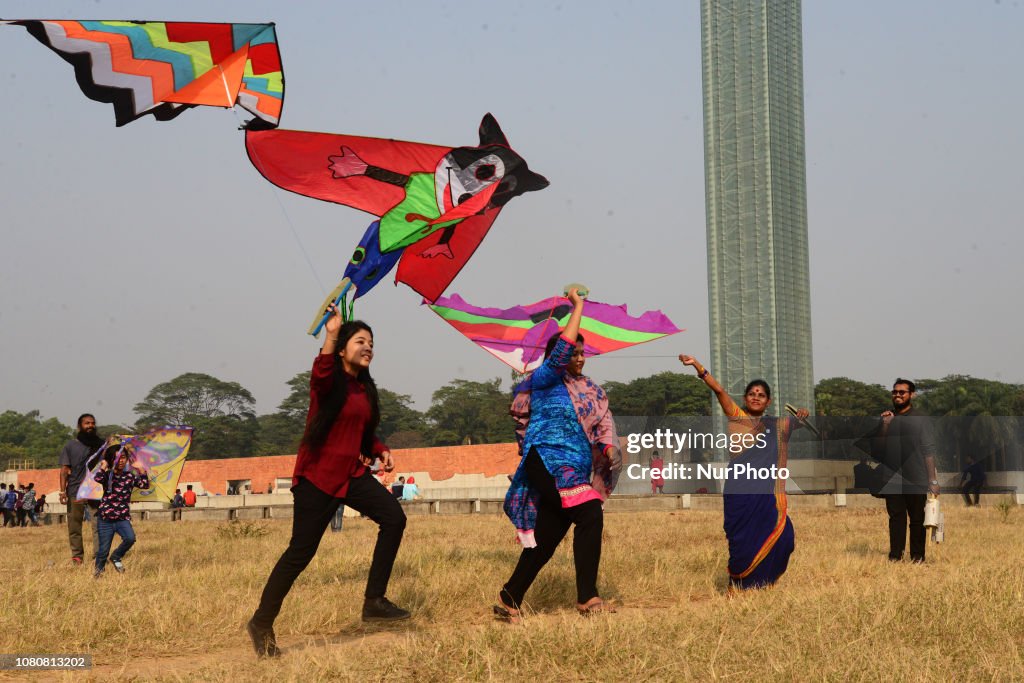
[350,246,366,265]
[437,153,506,209]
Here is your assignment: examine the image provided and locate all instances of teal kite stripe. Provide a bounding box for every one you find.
[232,23,274,50]
[242,75,283,97]
[81,22,196,91]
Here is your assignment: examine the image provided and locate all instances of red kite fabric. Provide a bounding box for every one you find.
[246,114,547,303]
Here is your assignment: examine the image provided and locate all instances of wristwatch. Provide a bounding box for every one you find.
[930,480,939,486]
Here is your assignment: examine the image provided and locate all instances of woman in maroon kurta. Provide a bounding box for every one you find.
[248,307,409,658]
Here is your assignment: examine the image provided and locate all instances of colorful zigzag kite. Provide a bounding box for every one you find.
[4,20,283,127]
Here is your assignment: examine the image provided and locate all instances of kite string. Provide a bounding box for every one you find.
[587,354,682,359]
[230,108,327,296]
[217,65,233,108]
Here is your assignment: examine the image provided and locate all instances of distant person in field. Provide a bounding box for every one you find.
[650,450,665,494]
[498,288,622,622]
[1,484,16,527]
[679,355,807,591]
[14,484,26,527]
[5,484,19,526]
[960,455,986,507]
[22,483,39,526]
[330,503,346,533]
[0,484,10,527]
[182,485,197,507]
[853,457,878,493]
[391,476,406,499]
[171,489,185,509]
[864,379,939,563]
[248,310,409,659]
[93,442,149,577]
[59,414,104,565]
[401,476,419,501]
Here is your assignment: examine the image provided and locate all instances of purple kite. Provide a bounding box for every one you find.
[429,293,684,373]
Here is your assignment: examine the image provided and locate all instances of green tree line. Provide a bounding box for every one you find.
[2,372,1023,470]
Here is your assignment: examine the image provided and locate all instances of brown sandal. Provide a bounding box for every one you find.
[576,598,616,616]
[493,602,522,624]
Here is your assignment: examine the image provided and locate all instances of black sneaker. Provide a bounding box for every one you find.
[361,596,411,622]
[246,619,280,658]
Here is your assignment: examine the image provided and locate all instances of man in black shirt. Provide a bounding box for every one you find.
[871,379,939,563]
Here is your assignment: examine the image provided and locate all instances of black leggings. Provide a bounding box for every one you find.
[252,472,406,628]
[503,448,603,606]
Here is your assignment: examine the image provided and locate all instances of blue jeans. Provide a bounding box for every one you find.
[95,519,136,573]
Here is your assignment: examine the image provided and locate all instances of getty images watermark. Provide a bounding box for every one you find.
[624,428,790,482]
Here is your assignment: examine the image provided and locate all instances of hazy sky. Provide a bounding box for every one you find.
[2,1,1022,427]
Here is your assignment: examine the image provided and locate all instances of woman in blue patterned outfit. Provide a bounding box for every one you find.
[496,288,621,621]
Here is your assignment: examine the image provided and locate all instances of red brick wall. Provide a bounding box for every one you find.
[17,443,521,495]
[14,469,61,496]
[388,443,520,481]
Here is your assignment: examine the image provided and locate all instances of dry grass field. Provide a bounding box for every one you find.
[1,504,1021,682]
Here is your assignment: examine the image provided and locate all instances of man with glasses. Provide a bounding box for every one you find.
[870,379,939,563]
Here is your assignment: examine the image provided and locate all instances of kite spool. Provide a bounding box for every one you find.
[924,495,943,542]
[924,495,940,527]
[932,512,945,543]
[563,282,589,299]
[308,278,353,337]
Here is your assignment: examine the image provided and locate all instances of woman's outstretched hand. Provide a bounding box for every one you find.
[324,303,343,338]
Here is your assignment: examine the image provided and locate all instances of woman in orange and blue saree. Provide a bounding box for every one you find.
[679,354,807,590]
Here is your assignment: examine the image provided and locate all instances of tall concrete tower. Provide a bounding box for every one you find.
[701,0,815,416]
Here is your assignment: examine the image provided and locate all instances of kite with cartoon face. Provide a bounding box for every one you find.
[326,114,547,255]
[246,114,548,324]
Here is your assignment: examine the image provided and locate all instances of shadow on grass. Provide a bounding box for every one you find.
[280,621,418,656]
[845,541,874,556]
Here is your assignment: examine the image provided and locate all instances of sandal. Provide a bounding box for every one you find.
[493,595,523,624]
[576,598,616,616]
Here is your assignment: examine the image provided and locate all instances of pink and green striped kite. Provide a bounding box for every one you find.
[429,293,684,373]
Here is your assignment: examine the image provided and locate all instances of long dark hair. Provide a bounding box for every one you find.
[301,321,380,453]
